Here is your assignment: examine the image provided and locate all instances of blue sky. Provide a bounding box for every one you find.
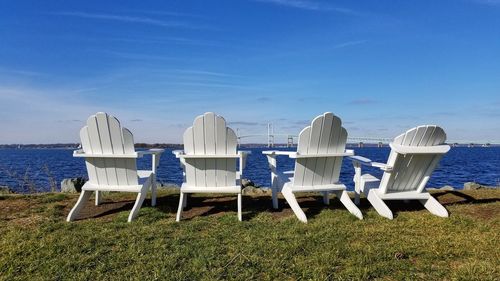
[1,0,499,144]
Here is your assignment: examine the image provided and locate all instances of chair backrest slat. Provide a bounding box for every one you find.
[293,113,348,187]
[79,112,138,187]
[183,112,238,188]
[380,125,447,194]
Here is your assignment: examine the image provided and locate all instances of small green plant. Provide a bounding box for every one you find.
[0,164,37,193]
[42,164,57,192]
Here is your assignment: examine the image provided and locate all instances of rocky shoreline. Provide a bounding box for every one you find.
[0,179,497,195]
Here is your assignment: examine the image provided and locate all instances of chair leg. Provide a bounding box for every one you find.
[419,195,449,218]
[322,191,330,205]
[334,190,363,220]
[67,190,92,222]
[237,193,242,221]
[182,193,188,209]
[367,190,393,219]
[282,185,307,223]
[354,191,360,205]
[354,184,361,205]
[151,181,157,207]
[176,192,185,222]
[128,191,147,222]
[95,190,102,206]
[271,188,279,209]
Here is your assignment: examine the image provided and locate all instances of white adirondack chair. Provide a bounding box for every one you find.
[173,112,249,221]
[350,125,450,219]
[263,112,363,223]
[66,112,164,222]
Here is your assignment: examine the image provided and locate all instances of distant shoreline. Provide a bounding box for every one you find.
[1,143,499,149]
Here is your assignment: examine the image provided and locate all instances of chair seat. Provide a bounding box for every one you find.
[180,184,241,194]
[137,170,153,178]
[359,174,381,192]
[82,182,143,192]
[287,182,347,192]
[273,171,294,187]
[377,190,431,200]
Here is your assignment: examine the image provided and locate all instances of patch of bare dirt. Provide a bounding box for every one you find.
[2,190,499,223]
[459,204,499,221]
[0,199,32,219]
[431,190,500,205]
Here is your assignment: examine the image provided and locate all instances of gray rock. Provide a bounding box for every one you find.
[440,186,455,191]
[60,178,86,193]
[0,186,14,194]
[463,182,484,190]
[241,178,255,188]
[242,186,269,195]
[157,183,179,189]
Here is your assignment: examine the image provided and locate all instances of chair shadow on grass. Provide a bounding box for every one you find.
[73,195,178,220]
[432,190,499,205]
[353,190,499,219]
[74,190,499,221]
[154,193,363,221]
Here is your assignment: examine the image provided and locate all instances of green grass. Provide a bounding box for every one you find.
[0,189,499,280]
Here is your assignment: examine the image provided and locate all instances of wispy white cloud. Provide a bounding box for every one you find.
[252,0,358,14]
[333,40,368,49]
[72,87,101,94]
[471,0,500,6]
[131,10,207,19]
[0,67,44,77]
[256,97,272,102]
[171,69,245,78]
[228,121,262,126]
[105,36,221,47]
[159,81,264,91]
[97,50,183,61]
[348,98,378,105]
[51,11,210,29]
[0,85,174,143]
[246,39,368,61]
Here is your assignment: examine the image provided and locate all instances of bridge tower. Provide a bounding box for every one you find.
[236,128,240,147]
[267,123,275,148]
[287,135,294,147]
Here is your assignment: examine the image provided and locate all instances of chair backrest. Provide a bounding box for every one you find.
[183,112,238,188]
[379,125,447,194]
[293,112,348,187]
[79,112,138,186]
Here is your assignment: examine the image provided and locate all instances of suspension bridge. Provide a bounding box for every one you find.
[236,124,500,148]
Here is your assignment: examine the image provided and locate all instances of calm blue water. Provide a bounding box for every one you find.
[0,147,499,193]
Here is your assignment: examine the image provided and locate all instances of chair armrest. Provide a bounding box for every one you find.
[138,149,164,172]
[262,150,297,178]
[238,150,251,155]
[293,149,354,158]
[238,151,251,173]
[172,150,184,158]
[389,143,450,155]
[73,149,85,156]
[137,149,165,157]
[349,155,374,166]
[176,154,241,159]
[262,150,297,157]
[349,156,391,171]
[73,149,138,158]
